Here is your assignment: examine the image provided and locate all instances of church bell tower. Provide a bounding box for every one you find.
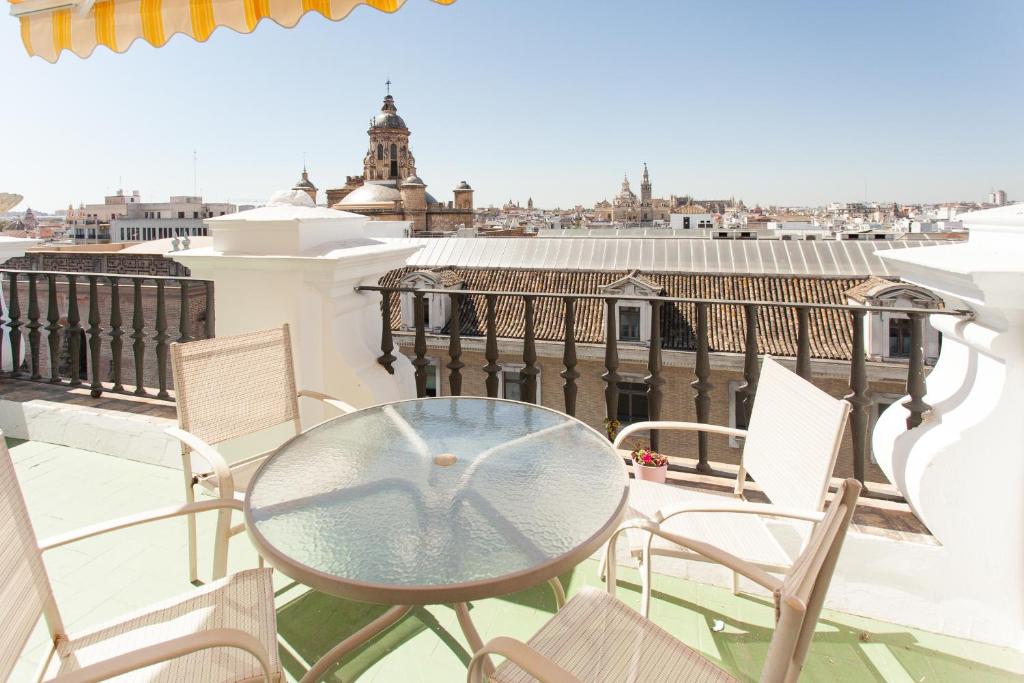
[363,81,416,182]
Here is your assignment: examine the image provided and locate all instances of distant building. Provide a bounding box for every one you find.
[669,202,715,230]
[66,190,236,243]
[324,90,474,234]
[989,189,1008,206]
[593,165,671,224]
[292,168,318,204]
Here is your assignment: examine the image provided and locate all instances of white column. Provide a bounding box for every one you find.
[0,236,40,371]
[874,203,1024,649]
[171,191,419,422]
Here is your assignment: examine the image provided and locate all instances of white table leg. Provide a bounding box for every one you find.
[455,602,494,677]
[299,604,413,683]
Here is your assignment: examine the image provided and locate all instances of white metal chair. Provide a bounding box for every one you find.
[602,356,851,616]
[0,435,281,683]
[469,478,862,683]
[168,324,357,583]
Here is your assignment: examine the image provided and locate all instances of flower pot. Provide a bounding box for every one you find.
[632,461,668,483]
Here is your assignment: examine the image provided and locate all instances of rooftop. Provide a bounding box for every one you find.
[13,439,1022,682]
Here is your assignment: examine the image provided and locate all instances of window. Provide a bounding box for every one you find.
[889,317,912,358]
[500,364,540,403]
[377,144,384,160]
[177,211,185,219]
[683,217,691,229]
[424,362,438,397]
[619,306,641,341]
[193,211,199,218]
[616,379,649,424]
[390,144,399,178]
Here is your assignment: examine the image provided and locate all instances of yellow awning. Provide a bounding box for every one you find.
[10,0,455,62]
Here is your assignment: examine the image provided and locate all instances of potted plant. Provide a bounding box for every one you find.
[631,446,669,483]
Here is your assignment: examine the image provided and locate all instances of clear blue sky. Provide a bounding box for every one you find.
[3,0,1022,213]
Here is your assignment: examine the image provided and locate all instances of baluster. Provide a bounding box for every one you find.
[483,294,500,398]
[412,292,428,398]
[66,275,82,387]
[87,275,103,397]
[691,302,713,472]
[560,297,580,416]
[6,272,22,377]
[109,277,124,392]
[131,278,147,396]
[796,306,811,379]
[26,274,41,380]
[46,275,61,384]
[846,309,871,485]
[645,300,665,451]
[447,293,464,396]
[902,312,929,429]
[737,303,759,426]
[521,295,538,404]
[178,280,194,344]
[203,281,215,338]
[155,280,170,399]
[602,299,621,440]
[376,291,395,374]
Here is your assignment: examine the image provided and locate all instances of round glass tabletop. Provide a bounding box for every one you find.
[245,397,628,604]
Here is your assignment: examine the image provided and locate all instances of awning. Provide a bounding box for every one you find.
[11,0,455,62]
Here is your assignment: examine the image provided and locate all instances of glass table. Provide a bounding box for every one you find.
[245,397,628,680]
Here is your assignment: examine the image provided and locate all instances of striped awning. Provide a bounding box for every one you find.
[11,0,455,62]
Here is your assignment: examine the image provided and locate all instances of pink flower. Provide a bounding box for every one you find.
[642,453,652,464]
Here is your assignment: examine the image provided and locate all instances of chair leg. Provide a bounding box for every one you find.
[212,503,232,580]
[181,463,199,584]
[598,543,608,582]
[640,533,654,619]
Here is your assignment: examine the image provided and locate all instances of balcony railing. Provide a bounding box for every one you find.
[0,269,214,400]
[358,284,972,499]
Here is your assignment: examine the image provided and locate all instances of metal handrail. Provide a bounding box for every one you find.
[355,285,973,319]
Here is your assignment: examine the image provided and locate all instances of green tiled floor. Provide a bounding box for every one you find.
[10,440,1024,682]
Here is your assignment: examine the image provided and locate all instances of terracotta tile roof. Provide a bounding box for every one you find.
[380,268,873,360]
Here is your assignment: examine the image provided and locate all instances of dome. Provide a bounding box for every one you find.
[338,182,402,206]
[370,94,407,130]
[455,180,472,190]
[425,192,440,206]
[402,175,426,187]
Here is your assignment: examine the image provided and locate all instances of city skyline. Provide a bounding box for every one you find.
[2,0,1022,213]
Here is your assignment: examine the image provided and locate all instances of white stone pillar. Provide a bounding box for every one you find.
[171,191,419,422]
[874,203,1024,649]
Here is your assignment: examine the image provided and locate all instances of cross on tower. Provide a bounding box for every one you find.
[385,78,391,96]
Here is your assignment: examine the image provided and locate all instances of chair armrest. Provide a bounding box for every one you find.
[613,421,747,448]
[47,627,274,683]
[652,501,826,525]
[606,519,784,593]
[297,389,358,414]
[165,427,235,495]
[39,498,244,552]
[467,636,582,683]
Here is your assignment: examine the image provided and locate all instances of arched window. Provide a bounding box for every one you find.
[377,144,384,160]
[390,144,399,178]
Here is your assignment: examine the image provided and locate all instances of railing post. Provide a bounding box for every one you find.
[645,300,665,451]
[66,274,82,387]
[483,294,500,398]
[846,309,871,484]
[155,280,170,399]
[796,306,812,380]
[131,278,147,396]
[377,291,396,375]
[602,299,621,440]
[26,273,41,381]
[203,281,215,338]
[902,311,930,429]
[178,280,194,345]
[447,292,464,396]
[45,274,61,384]
[87,275,103,397]
[109,276,124,392]
[691,302,713,472]
[737,303,759,426]
[560,297,579,416]
[6,272,22,377]
[412,291,428,398]
[521,295,538,404]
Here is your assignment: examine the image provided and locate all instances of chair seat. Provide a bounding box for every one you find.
[45,569,281,683]
[625,480,798,570]
[492,587,736,682]
[198,456,268,499]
